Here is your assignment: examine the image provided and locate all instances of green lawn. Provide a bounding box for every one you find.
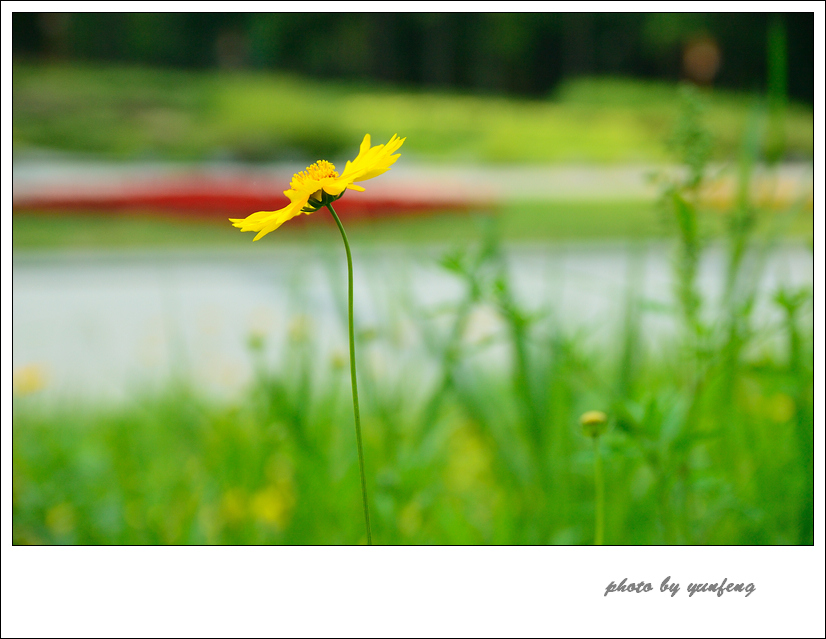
[13,63,814,164]
[12,195,813,250]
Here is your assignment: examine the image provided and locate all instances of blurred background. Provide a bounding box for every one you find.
[12,12,814,545]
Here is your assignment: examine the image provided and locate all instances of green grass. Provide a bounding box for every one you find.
[13,63,814,163]
[12,70,814,545]
[11,212,253,250]
[14,202,659,251]
[12,220,814,545]
[12,195,813,250]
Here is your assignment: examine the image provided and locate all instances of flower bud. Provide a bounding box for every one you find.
[580,410,608,438]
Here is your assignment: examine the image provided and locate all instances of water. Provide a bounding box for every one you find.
[11,241,812,402]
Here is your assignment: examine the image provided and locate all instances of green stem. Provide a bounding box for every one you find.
[593,437,604,545]
[326,203,372,545]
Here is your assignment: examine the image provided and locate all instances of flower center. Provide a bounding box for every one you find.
[290,160,338,191]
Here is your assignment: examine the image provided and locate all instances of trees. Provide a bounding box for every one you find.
[12,13,815,104]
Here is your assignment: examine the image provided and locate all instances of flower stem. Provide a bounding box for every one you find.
[326,203,372,545]
[593,437,605,545]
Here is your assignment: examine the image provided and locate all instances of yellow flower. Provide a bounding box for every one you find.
[13,363,47,396]
[230,133,405,241]
[580,410,608,438]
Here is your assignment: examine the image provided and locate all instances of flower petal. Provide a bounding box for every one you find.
[359,133,372,154]
[340,134,406,185]
[229,197,308,241]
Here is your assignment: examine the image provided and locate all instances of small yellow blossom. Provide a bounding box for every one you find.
[767,392,796,423]
[230,133,405,241]
[250,485,294,528]
[46,502,75,536]
[13,364,47,396]
[580,410,608,438]
[220,489,247,524]
[287,314,312,342]
[330,349,348,370]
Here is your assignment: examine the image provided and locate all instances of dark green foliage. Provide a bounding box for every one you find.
[12,13,815,103]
